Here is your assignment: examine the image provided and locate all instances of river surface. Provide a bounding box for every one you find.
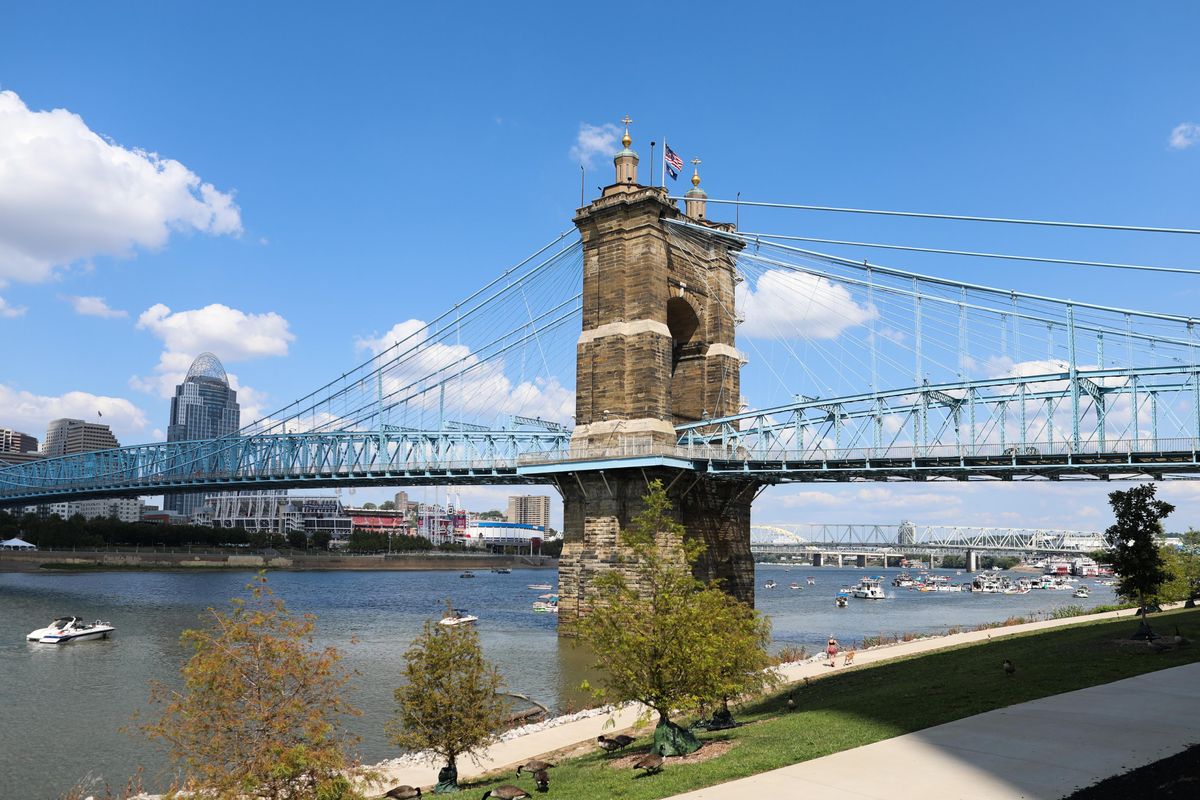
[0,565,1116,798]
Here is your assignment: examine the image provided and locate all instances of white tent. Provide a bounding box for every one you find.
[0,537,36,550]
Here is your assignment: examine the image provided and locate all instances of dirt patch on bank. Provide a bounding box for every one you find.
[606,739,738,770]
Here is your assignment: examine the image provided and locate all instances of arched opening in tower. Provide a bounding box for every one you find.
[667,297,703,424]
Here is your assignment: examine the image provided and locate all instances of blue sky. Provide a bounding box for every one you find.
[2,2,1199,529]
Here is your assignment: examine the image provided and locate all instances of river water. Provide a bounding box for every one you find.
[0,565,1116,798]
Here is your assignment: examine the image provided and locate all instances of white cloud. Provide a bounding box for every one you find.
[569,122,621,167]
[0,89,241,285]
[737,269,877,340]
[357,320,574,425]
[0,383,148,443]
[0,295,26,318]
[63,295,127,319]
[137,303,293,362]
[1168,122,1200,150]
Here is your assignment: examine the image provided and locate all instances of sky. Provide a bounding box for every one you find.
[1,2,1199,530]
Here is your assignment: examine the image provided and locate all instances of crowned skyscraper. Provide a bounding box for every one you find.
[164,352,240,518]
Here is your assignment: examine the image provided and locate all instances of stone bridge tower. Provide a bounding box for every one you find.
[556,119,759,629]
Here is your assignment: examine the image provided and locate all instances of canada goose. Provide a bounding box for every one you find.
[1147,637,1172,653]
[384,786,421,799]
[533,769,549,793]
[633,751,664,775]
[597,734,635,751]
[1174,626,1191,646]
[1002,659,1015,676]
[481,786,530,800]
[785,691,797,712]
[516,759,554,775]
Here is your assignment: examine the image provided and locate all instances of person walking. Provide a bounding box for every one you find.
[826,635,840,667]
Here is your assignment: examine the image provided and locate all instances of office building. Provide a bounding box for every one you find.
[1,428,38,454]
[42,418,119,456]
[165,352,240,518]
[507,494,551,528]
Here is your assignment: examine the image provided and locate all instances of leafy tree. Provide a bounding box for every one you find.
[1104,484,1174,638]
[575,480,774,756]
[287,529,309,551]
[312,530,334,551]
[379,500,396,510]
[140,573,366,799]
[388,602,509,792]
[362,502,377,510]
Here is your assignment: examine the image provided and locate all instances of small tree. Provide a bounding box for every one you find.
[576,480,774,756]
[140,573,364,799]
[388,602,509,793]
[287,529,308,550]
[1104,483,1174,639]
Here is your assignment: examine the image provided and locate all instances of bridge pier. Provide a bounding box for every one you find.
[812,552,823,567]
[856,554,867,569]
[555,469,757,632]
[966,549,979,572]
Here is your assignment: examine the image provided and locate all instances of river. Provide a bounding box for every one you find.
[0,565,1117,798]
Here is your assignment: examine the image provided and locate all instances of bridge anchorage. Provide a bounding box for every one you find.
[4,117,1200,631]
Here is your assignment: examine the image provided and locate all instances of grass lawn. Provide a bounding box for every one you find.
[462,607,1200,800]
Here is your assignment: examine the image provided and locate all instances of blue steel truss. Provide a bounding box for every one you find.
[0,430,570,506]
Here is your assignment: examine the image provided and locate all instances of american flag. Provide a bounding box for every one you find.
[664,144,684,180]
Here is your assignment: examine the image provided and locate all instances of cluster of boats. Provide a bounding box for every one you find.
[888,571,1092,598]
[763,576,816,591]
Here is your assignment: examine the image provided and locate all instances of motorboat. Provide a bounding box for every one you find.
[764,579,778,589]
[1073,586,1091,599]
[27,616,114,644]
[892,573,915,588]
[835,595,849,608]
[789,582,801,590]
[806,576,816,586]
[460,570,476,578]
[851,578,887,600]
[491,567,512,574]
[439,608,479,627]
[532,597,559,613]
[527,583,553,590]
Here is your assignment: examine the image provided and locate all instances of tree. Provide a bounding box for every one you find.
[362,502,377,510]
[388,602,509,793]
[575,480,774,756]
[287,529,308,551]
[1104,483,1175,639]
[312,530,334,552]
[380,501,396,510]
[140,573,366,799]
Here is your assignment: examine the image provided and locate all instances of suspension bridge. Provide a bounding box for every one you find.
[2,121,1197,620]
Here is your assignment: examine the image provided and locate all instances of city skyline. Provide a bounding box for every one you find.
[2,3,1199,531]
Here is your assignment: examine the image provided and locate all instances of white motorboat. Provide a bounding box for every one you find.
[851,578,887,599]
[26,616,114,644]
[764,579,778,589]
[1073,586,1091,599]
[439,609,479,627]
[527,583,553,590]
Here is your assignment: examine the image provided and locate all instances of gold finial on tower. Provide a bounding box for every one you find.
[691,158,702,187]
[621,115,633,147]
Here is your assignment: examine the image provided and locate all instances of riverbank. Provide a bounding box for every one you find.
[0,549,556,572]
[369,602,1196,797]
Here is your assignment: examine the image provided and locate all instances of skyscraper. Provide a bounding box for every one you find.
[507,494,551,529]
[165,352,240,518]
[42,419,119,455]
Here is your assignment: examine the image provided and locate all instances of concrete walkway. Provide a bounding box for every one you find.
[370,604,1174,791]
[665,662,1200,800]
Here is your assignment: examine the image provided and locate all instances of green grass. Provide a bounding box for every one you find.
[464,608,1200,800]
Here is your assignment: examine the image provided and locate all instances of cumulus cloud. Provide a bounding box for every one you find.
[737,270,877,340]
[569,122,621,167]
[64,295,127,319]
[357,320,574,424]
[0,383,148,443]
[0,89,241,285]
[0,295,26,318]
[137,303,293,362]
[1168,122,1200,150]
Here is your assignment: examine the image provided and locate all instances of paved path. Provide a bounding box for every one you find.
[665,662,1200,800]
[369,604,1172,792]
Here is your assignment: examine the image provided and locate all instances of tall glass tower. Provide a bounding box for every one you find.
[164,352,240,518]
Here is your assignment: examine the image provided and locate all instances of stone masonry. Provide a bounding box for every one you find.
[556,134,758,630]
